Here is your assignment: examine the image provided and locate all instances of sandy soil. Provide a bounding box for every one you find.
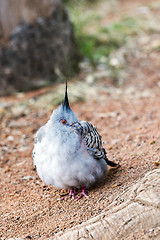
[0,0,160,239]
[1,74,160,239]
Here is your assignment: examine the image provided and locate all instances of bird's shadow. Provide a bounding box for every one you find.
[57,165,121,198]
[90,165,122,192]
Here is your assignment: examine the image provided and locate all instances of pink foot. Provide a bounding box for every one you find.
[58,188,76,200]
[75,187,88,201]
[69,188,76,199]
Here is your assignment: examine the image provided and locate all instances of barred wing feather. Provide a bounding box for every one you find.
[80,121,118,167]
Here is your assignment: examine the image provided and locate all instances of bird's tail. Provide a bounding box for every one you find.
[103,148,120,167]
[105,158,119,167]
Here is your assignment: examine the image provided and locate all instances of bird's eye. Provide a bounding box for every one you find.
[61,119,67,125]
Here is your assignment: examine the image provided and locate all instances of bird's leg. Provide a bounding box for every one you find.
[75,187,88,201]
[69,188,76,199]
[58,187,76,200]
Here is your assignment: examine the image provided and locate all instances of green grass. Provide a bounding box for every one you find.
[62,0,160,85]
[76,18,139,65]
[100,17,139,44]
[64,0,140,65]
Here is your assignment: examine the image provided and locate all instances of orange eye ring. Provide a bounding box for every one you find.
[61,119,67,125]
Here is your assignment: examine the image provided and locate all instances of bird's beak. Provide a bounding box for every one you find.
[70,122,83,135]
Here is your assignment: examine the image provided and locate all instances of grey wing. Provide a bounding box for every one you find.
[32,125,46,168]
[80,121,106,160]
[80,121,118,167]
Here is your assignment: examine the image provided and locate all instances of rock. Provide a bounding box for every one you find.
[0,0,81,96]
[53,169,160,240]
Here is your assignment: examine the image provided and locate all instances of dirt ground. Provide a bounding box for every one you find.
[0,0,160,239]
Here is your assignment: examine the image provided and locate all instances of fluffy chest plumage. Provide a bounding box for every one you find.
[34,128,85,186]
[34,123,108,189]
[53,133,83,164]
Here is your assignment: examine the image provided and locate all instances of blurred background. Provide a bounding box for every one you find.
[0,0,160,98]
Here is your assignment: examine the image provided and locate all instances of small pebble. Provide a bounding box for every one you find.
[8,238,25,240]
[7,136,14,141]
[111,139,120,145]
[22,176,35,180]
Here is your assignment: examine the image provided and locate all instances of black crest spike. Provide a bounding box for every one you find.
[63,79,70,110]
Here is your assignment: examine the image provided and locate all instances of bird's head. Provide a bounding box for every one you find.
[50,80,81,133]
